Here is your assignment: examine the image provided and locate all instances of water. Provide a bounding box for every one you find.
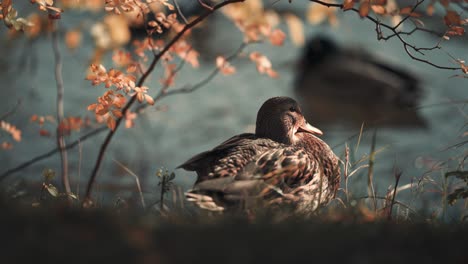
[0,2,466,214]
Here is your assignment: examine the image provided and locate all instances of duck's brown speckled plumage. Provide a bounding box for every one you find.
[178,97,340,213]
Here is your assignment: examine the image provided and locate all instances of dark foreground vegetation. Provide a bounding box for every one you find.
[1,196,467,264]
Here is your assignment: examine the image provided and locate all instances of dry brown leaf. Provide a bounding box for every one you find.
[359,1,370,18]
[371,5,386,15]
[444,10,462,26]
[343,0,354,10]
[269,29,286,46]
[284,13,304,46]
[65,29,82,50]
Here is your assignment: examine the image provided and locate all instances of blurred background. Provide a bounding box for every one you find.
[0,0,466,217]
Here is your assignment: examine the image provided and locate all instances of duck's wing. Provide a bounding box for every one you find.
[191,146,318,203]
[178,134,281,182]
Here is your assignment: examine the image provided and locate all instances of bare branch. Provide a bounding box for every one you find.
[51,21,71,196]
[392,0,424,30]
[308,0,462,71]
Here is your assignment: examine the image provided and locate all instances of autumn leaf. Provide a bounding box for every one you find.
[125,111,137,128]
[1,120,21,142]
[160,63,177,87]
[146,0,175,11]
[1,142,13,150]
[269,29,286,46]
[65,29,82,50]
[2,4,34,31]
[284,13,304,46]
[371,5,386,15]
[130,86,154,105]
[170,40,199,68]
[444,10,462,26]
[107,115,116,131]
[307,1,338,26]
[446,26,465,36]
[359,1,370,18]
[343,0,354,11]
[399,6,421,17]
[216,56,236,76]
[39,129,51,137]
[426,4,434,16]
[249,52,278,78]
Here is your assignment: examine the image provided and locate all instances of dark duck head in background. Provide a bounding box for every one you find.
[294,36,427,128]
[178,97,340,214]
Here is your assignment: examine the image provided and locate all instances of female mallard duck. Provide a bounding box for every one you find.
[294,36,426,128]
[178,97,340,213]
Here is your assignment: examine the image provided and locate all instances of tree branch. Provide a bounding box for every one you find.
[0,40,249,183]
[0,126,107,182]
[309,0,462,71]
[51,21,71,195]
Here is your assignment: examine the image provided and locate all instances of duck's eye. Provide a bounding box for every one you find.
[289,107,296,112]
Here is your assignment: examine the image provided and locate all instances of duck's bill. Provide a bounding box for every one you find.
[297,122,323,136]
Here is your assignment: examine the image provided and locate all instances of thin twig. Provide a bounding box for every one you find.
[308,0,461,71]
[51,21,71,196]
[112,159,146,209]
[388,166,402,220]
[367,129,377,212]
[0,100,22,121]
[173,0,189,24]
[392,0,424,30]
[76,140,82,198]
[83,0,246,205]
[198,0,213,10]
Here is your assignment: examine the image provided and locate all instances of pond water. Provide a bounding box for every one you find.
[0,1,466,215]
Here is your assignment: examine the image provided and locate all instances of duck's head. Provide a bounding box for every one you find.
[255,97,323,144]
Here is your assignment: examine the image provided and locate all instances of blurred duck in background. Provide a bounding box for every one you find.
[294,36,427,128]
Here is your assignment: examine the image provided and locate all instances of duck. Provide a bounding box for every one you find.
[178,97,341,213]
[294,36,427,128]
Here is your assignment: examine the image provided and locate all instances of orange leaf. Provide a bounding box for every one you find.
[112,109,123,118]
[426,4,434,16]
[447,26,465,36]
[216,56,236,76]
[1,0,12,19]
[107,116,116,131]
[399,6,413,15]
[65,29,82,50]
[444,11,461,26]
[359,1,370,18]
[343,0,354,11]
[39,129,51,137]
[284,13,304,46]
[269,29,286,46]
[87,103,97,111]
[1,141,13,150]
[371,5,386,15]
